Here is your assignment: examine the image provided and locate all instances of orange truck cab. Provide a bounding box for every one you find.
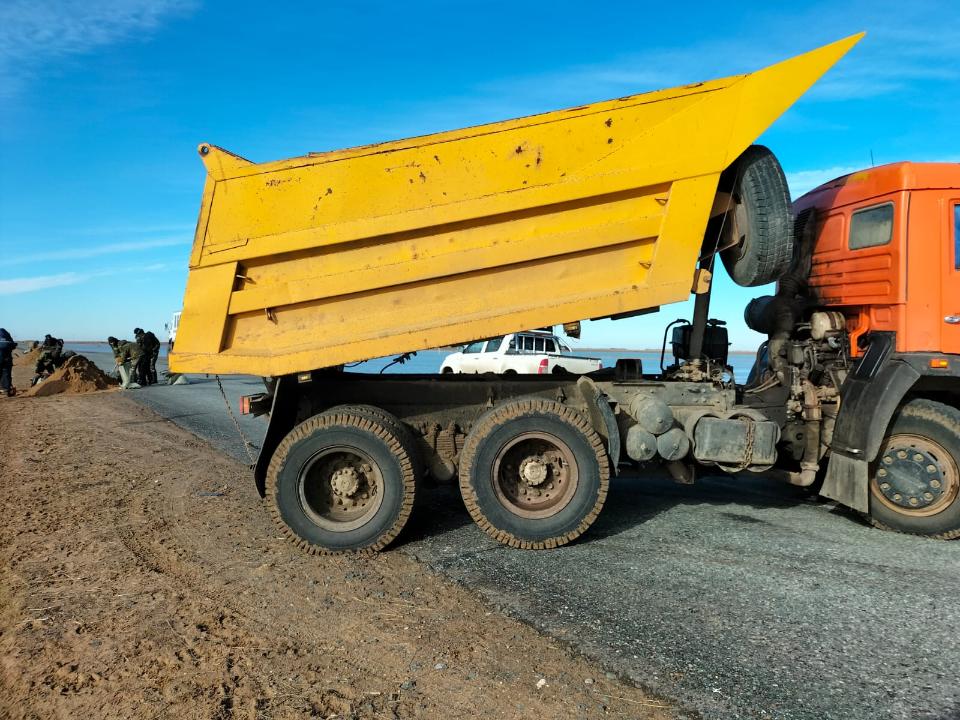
[792,163,960,521]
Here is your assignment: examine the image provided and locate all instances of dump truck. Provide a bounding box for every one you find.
[171,33,960,553]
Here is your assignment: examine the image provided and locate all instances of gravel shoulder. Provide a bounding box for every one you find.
[0,393,675,720]
[8,352,960,720]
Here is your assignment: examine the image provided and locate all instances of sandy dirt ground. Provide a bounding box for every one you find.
[0,392,675,720]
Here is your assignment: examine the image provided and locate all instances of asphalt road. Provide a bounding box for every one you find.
[91,352,960,720]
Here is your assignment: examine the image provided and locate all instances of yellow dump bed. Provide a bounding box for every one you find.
[171,35,861,376]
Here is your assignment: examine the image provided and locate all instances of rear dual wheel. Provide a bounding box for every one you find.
[321,404,425,481]
[266,410,416,554]
[459,399,609,549]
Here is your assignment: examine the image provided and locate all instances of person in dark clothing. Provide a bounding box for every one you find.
[134,328,150,385]
[41,334,64,352]
[134,328,161,385]
[144,330,160,384]
[32,345,75,385]
[0,329,15,397]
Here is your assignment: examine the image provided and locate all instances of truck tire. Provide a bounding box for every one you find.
[718,145,794,287]
[265,411,416,553]
[868,399,960,540]
[459,399,609,549]
[321,403,424,480]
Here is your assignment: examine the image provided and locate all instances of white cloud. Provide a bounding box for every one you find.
[138,262,170,272]
[786,166,861,198]
[72,223,194,236]
[440,2,957,118]
[0,261,173,295]
[787,154,960,198]
[0,0,196,96]
[7,236,190,265]
[0,272,82,295]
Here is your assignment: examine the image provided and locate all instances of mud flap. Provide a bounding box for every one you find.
[253,375,300,497]
[576,377,620,474]
[820,452,870,513]
[823,334,920,513]
[831,335,919,461]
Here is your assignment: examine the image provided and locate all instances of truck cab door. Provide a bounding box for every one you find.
[945,202,960,354]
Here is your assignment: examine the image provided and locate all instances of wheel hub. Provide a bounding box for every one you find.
[299,447,383,532]
[877,446,944,510]
[331,466,361,497]
[520,457,549,486]
[492,432,579,519]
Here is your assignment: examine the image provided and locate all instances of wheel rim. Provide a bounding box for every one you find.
[491,431,579,519]
[871,434,960,517]
[298,445,385,531]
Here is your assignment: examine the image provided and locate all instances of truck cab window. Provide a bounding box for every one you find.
[485,336,504,352]
[523,336,535,352]
[535,337,545,352]
[545,339,556,353]
[463,341,484,354]
[849,202,893,250]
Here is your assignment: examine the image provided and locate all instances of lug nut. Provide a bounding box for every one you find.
[909,497,919,506]
[913,453,924,462]
[924,492,934,501]
[897,451,908,460]
[880,482,890,491]
[893,493,902,502]
[883,456,893,465]
[927,465,937,474]
[931,480,942,489]
[878,469,887,477]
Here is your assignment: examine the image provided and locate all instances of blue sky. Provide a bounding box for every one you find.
[1,0,957,350]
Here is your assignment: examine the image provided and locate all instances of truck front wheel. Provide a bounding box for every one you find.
[869,399,960,540]
[266,411,416,553]
[459,399,609,549]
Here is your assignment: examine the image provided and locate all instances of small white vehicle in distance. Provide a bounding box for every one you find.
[165,310,182,351]
[440,330,602,375]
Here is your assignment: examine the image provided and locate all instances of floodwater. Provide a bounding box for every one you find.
[64,343,757,383]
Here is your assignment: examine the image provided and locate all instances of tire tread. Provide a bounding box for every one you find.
[721,145,794,287]
[459,399,609,549]
[868,399,960,540]
[265,412,416,555]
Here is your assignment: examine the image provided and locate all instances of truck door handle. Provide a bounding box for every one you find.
[947,315,960,325]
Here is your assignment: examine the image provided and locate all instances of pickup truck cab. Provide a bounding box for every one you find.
[440,331,602,375]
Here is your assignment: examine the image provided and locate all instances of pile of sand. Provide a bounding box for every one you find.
[24,355,118,397]
[13,346,41,366]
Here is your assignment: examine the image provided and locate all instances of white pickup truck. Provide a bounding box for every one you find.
[440,330,602,375]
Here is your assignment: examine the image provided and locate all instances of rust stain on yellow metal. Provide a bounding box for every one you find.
[171,34,863,376]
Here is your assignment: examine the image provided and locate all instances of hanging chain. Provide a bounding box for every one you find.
[215,374,258,467]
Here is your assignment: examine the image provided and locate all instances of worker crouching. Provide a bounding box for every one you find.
[107,336,142,389]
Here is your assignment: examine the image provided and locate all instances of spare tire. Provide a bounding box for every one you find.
[718,145,794,287]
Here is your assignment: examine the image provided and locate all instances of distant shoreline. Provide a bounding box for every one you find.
[59,341,758,354]
[411,345,759,354]
[578,347,756,354]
